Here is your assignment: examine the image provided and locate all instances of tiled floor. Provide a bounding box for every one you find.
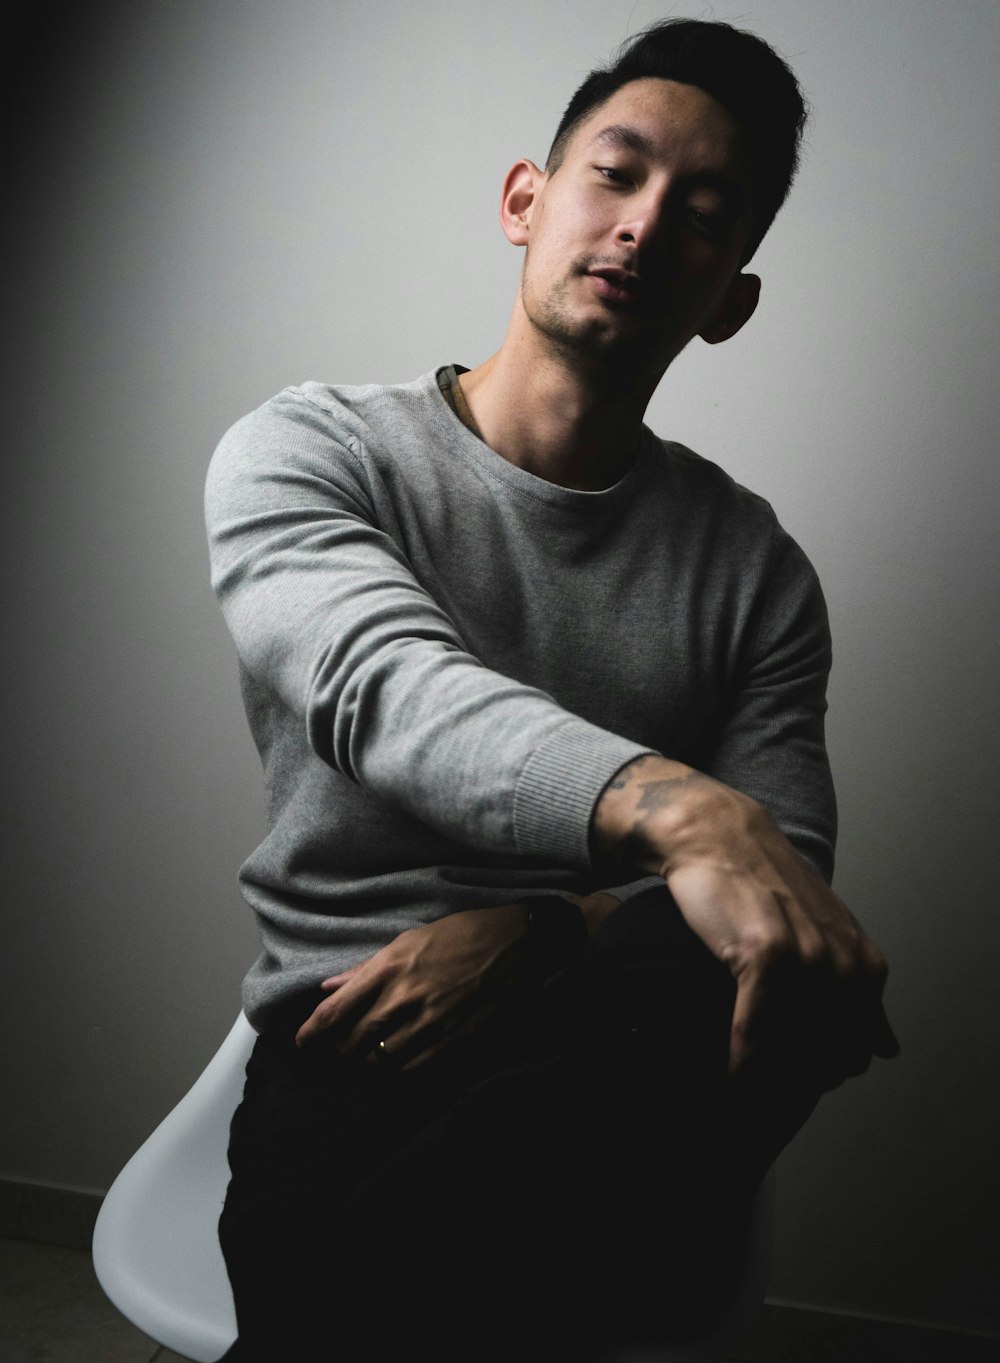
[2,1233,998,1363]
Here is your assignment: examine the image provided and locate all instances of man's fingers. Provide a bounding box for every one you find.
[360,1011,446,1070]
[294,978,381,1046]
[362,991,504,1072]
[393,997,499,1071]
[857,937,898,1056]
[726,933,898,1085]
[320,965,361,990]
[728,968,768,1073]
[872,1002,901,1058]
[295,961,382,1046]
[294,997,339,1046]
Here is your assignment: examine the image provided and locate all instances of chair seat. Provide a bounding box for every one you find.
[92,1012,255,1363]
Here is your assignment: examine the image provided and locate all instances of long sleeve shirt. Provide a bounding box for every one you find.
[205,367,836,1027]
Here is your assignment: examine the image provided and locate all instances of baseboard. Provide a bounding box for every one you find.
[735,1301,1000,1361]
[0,1178,102,1252]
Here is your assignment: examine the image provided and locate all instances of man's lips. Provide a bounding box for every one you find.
[586,266,644,304]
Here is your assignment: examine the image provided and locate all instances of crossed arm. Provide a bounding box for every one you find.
[208,397,897,1089]
[296,751,898,1086]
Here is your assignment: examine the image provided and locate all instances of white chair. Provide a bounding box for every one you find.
[92,1012,774,1363]
[92,1012,255,1363]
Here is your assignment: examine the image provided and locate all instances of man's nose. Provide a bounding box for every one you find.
[615,190,677,253]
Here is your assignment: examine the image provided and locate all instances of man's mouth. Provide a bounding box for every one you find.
[586,266,644,305]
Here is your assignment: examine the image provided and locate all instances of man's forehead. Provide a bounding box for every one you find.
[573,78,744,161]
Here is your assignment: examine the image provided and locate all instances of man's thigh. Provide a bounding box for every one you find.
[219,888,786,1359]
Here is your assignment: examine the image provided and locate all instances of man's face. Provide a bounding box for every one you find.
[516,78,756,380]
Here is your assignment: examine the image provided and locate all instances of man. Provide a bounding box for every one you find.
[206,18,897,1362]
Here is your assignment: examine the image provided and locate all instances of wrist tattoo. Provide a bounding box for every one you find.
[635,771,701,815]
[607,753,659,791]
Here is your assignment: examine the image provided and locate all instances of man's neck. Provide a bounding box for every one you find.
[457,309,661,492]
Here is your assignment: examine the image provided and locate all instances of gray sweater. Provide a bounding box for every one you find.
[206,367,836,1027]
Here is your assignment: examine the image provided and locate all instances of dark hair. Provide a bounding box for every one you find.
[545,18,808,261]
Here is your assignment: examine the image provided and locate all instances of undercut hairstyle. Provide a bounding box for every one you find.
[545,18,808,261]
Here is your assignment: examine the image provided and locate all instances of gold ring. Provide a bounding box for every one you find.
[376,1039,389,1063]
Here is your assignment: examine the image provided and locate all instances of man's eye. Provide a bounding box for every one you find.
[688,207,731,239]
[597,166,630,185]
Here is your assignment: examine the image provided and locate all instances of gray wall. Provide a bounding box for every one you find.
[3,0,998,1337]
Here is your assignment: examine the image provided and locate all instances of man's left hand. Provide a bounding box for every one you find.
[294,903,534,1069]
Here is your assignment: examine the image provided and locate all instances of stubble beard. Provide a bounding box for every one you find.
[521,257,672,383]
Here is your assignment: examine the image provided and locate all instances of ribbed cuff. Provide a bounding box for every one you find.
[597,875,664,902]
[512,719,657,869]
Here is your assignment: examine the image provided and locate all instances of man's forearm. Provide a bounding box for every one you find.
[591,752,744,877]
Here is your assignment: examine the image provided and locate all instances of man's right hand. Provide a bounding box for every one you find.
[592,754,899,1085]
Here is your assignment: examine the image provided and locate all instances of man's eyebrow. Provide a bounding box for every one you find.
[593,124,657,157]
[692,171,748,210]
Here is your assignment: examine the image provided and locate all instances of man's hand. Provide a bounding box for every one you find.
[294,904,530,1068]
[593,755,899,1085]
[294,892,622,1068]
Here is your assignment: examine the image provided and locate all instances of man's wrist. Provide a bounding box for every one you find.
[590,752,755,879]
[521,896,588,980]
[591,753,702,872]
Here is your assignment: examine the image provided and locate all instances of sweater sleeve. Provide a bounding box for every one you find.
[702,519,838,882]
[205,394,652,869]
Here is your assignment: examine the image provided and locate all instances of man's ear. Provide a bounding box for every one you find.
[699,272,761,345]
[499,160,545,246]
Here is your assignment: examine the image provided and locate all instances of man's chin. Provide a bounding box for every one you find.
[539,315,674,377]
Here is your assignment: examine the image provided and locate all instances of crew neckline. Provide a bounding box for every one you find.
[428,366,657,512]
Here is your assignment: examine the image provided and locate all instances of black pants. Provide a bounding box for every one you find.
[219,889,818,1362]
